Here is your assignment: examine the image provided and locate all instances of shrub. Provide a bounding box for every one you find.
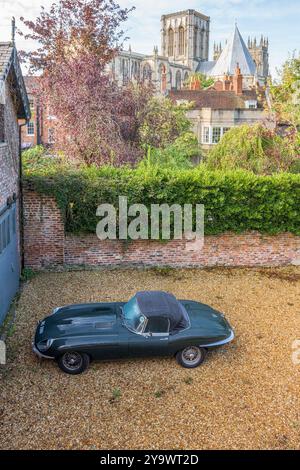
[23,164,300,236]
[206,124,300,174]
[22,146,71,174]
[138,134,199,171]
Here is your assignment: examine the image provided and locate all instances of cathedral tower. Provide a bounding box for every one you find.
[248,35,269,81]
[161,9,210,69]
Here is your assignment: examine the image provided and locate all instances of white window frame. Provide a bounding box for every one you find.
[212,126,222,144]
[245,100,257,109]
[48,128,55,144]
[202,126,210,144]
[27,122,35,136]
[202,126,232,144]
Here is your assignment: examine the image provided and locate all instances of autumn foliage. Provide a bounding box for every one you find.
[20,0,154,165]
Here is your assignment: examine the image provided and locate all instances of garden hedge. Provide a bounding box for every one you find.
[23,166,300,236]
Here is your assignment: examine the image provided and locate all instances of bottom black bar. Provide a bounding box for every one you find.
[0,450,299,466]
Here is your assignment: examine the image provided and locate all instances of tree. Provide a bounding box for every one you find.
[20,0,133,72]
[138,96,193,149]
[183,72,214,90]
[269,55,300,129]
[19,0,155,165]
[138,132,199,170]
[206,124,300,174]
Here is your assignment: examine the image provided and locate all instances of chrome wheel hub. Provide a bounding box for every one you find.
[62,352,83,370]
[182,347,201,365]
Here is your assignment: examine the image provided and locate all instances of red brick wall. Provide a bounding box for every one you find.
[23,191,300,269]
[20,87,55,149]
[23,190,64,268]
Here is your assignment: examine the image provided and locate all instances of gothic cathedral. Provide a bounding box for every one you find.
[108,9,269,93]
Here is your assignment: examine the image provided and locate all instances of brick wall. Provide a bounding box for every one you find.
[23,190,64,268]
[0,83,19,208]
[23,190,300,269]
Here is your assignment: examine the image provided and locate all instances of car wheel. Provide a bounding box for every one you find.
[176,346,206,368]
[57,351,90,375]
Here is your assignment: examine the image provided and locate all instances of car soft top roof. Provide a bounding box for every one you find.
[135,291,185,331]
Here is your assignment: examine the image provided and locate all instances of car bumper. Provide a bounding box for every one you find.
[32,342,55,360]
[202,329,235,348]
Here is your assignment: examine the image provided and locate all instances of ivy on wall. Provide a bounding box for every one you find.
[23,166,300,236]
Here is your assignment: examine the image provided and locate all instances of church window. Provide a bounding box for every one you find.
[179,27,185,55]
[194,27,198,57]
[143,64,152,81]
[168,28,174,56]
[175,71,181,90]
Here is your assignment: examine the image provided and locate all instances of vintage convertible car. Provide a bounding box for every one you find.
[32,291,234,374]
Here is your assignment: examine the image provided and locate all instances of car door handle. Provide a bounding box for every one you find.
[160,338,168,341]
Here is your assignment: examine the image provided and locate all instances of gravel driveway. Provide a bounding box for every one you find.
[0,267,299,450]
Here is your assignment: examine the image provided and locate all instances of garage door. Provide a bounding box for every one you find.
[0,202,20,325]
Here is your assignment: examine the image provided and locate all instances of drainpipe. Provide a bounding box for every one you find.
[19,121,28,271]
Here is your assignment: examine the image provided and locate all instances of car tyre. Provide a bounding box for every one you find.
[57,351,90,375]
[176,346,206,368]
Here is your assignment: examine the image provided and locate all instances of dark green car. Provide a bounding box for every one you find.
[32,291,234,374]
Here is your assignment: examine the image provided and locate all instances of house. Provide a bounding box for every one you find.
[21,76,55,149]
[0,33,31,324]
[170,67,268,151]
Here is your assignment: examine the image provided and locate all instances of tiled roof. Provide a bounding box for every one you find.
[211,26,256,77]
[0,42,14,81]
[0,42,31,120]
[170,89,262,110]
[196,60,216,75]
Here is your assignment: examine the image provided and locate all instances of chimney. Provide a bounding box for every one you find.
[189,75,201,91]
[11,17,16,46]
[233,64,243,95]
[223,73,231,91]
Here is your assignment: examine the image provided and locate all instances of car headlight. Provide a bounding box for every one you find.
[37,339,54,351]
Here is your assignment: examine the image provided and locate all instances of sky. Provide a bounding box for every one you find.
[0,0,299,77]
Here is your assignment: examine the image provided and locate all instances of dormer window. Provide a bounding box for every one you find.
[245,100,257,109]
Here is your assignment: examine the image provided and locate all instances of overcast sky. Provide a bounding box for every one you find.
[0,0,299,77]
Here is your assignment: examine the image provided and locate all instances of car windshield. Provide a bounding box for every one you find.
[123,296,147,334]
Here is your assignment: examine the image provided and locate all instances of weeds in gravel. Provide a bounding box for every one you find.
[258,269,300,283]
[21,268,37,282]
[151,267,173,277]
[110,387,121,403]
[183,376,193,385]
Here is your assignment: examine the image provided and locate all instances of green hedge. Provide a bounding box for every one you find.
[23,166,300,236]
